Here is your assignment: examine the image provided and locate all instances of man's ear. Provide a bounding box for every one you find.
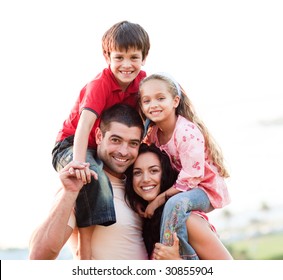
[95,127,103,144]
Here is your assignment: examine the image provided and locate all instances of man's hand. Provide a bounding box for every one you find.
[60,161,97,192]
[152,232,182,260]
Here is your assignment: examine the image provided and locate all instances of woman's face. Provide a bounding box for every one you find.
[132,152,162,202]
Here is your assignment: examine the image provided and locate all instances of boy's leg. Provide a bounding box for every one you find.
[75,149,116,227]
[160,188,212,259]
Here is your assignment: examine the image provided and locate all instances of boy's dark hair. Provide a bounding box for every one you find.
[102,20,150,60]
[100,103,144,139]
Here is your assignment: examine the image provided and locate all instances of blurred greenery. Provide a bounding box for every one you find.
[226,233,283,260]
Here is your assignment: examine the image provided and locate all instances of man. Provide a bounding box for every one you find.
[29,104,148,260]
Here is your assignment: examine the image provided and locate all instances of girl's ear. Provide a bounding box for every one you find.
[173,95,180,108]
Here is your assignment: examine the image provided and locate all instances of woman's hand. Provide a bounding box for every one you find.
[152,233,182,260]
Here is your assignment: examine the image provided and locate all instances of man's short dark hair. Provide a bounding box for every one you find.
[100,104,144,139]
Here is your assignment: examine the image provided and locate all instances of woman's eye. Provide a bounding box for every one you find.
[133,171,142,176]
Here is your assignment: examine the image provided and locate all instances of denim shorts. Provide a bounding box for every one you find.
[52,136,116,227]
[160,188,212,259]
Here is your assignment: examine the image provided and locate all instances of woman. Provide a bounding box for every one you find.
[125,143,233,260]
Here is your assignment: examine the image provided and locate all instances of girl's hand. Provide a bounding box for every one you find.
[136,202,146,218]
[144,198,160,218]
[152,233,182,260]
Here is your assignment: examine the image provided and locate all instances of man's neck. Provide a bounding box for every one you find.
[104,169,126,184]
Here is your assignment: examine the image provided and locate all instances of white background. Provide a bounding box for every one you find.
[0,0,282,249]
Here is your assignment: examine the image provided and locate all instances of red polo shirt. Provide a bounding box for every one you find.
[56,67,146,148]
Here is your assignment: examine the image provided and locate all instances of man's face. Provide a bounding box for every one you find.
[96,122,142,178]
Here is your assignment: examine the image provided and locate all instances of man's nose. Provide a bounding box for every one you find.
[118,142,129,155]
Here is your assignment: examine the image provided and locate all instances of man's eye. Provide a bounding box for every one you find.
[130,142,140,148]
[111,138,120,143]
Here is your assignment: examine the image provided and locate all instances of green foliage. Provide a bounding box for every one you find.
[227,232,283,260]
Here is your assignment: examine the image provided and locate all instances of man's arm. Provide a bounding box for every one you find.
[29,161,94,259]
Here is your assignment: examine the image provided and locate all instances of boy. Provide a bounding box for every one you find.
[51,21,150,258]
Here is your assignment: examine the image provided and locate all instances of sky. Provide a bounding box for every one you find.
[0,0,283,249]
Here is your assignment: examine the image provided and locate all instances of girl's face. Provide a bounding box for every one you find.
[139,79,180,123]
[132,152,162,202]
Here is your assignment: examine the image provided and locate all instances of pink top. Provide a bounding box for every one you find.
[144,115,230,208]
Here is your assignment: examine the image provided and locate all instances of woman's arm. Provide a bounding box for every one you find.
[152,232,182,260]
[186,213,233,260]
[152,213,233,260]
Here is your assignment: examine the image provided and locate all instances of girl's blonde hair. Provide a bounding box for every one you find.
[139,73,229,178]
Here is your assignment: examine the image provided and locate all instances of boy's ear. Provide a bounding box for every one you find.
[142,57,147,66]
[103,52,111,64]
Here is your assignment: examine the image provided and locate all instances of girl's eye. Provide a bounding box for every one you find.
[142,100,150,104]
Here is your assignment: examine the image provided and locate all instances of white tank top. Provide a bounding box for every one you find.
[90,175,148,260]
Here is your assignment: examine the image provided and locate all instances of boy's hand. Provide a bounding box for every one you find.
[152,233,181,260]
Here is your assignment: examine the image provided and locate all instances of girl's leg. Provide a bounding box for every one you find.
[160,188,212,259]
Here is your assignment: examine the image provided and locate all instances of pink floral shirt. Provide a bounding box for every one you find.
[144,115,230,208]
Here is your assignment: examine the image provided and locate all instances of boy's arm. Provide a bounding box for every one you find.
[29,161,94,259]
[144,186,181,218]
[73,110,97,162]
[73,110,98,179]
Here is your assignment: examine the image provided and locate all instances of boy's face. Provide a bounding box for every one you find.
[95,121,142,178]
[106,48,146,91]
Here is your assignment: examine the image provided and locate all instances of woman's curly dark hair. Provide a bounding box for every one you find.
[125,143,178,258]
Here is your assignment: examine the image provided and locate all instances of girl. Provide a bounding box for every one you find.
[138,73,231,258]
[125,143,233,260]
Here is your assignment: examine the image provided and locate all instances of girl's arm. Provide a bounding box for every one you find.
[143,186,181,218]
